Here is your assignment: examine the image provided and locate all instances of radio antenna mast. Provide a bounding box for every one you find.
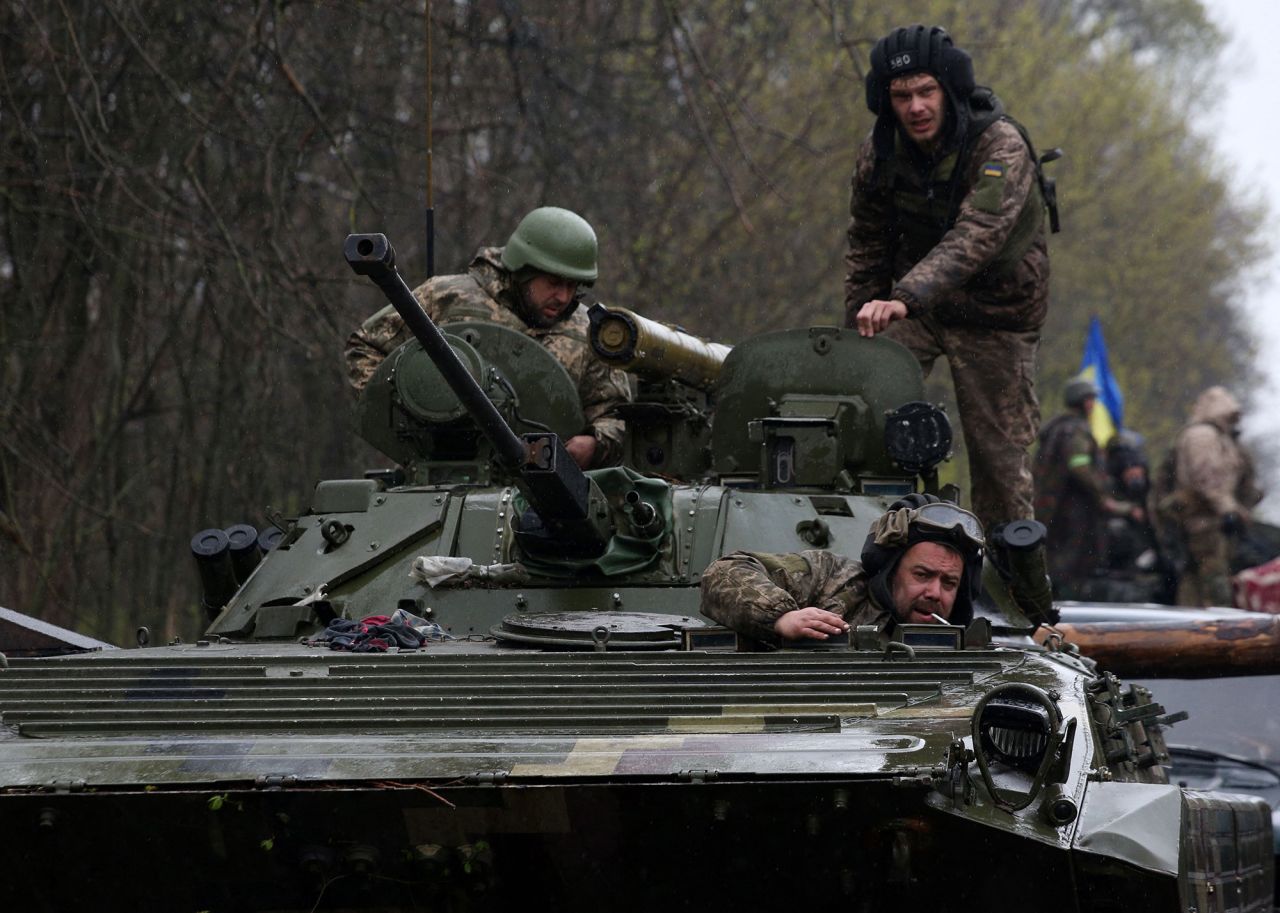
[424,0,435,278]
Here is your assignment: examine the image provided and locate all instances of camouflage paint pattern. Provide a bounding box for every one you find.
[345,247,631,467]
[1033,410,1109,598]
[699,549,887,646]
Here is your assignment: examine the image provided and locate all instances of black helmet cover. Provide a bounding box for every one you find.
[865,25,976,115]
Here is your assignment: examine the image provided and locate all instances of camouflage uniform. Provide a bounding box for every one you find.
[699,550,889,647]
[1032,410,1108,599]
[844,118,1048,530]
[1167,387,1263,606]
[345,247,631,467]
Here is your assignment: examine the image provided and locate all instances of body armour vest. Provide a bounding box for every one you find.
[875,88,1045,277]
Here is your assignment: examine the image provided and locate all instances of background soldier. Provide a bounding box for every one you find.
[1100,430,1175,603]
[699,496,983,646]
[1159,386,1264,606]
[1033,377,1128,599]
[845,25,1050,532]
[345,206,632,469]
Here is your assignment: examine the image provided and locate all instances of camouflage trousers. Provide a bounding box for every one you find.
[1176,516,1233,607]
[885,316,1040,530]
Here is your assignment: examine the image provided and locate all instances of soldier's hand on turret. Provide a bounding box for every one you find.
[855,299,908,337]
[775,607,850,641]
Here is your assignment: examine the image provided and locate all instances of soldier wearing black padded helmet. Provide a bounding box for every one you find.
[845,25,1054,535]
[699,495,984,647]
[345,207,632,469]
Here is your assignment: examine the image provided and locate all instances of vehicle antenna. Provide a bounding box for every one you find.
[424,0,435,278]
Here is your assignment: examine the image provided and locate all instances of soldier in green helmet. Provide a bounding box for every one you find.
[1033,376,1136,599]
[345,207,632,469]
[845,25,1052,534]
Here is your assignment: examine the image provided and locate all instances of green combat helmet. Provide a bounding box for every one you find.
[500,206,598,283]
[1064,375,1099,408]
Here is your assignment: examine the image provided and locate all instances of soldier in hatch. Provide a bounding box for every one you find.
[845,25,1051,533]
[345,206,631,469]
[699,496,983,647]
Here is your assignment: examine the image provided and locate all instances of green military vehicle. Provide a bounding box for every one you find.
[0,234,1272,912]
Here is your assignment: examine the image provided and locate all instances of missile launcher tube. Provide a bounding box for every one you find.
[587,304,730,391]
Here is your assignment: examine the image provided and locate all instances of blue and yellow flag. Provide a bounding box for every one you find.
[1078,315,1122,446]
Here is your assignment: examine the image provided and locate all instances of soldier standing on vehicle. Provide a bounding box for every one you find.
[845,25,1053,532]
[699,496,984,646]
[345,206,632,469]
[1159,387,1263,606]
[1032,377,1131,599]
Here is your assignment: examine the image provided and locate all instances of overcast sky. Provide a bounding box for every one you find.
[1199,0,1280,517]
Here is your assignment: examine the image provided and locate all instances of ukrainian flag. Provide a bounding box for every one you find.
[1079,315,1122,446]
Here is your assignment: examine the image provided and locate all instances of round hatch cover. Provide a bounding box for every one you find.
[491,611,707,650]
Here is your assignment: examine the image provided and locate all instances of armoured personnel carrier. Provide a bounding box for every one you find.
[0,233,1272,912]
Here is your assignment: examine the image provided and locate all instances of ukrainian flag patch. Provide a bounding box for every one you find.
[981,162,1006,179]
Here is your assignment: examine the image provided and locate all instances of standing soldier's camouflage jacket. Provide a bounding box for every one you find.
[700,550,889,647]
[843,116,1048,332]
[1033,412,1109,598]
[843,103,1049,530]
[1166,387,1263,605]
[345,247,631,467]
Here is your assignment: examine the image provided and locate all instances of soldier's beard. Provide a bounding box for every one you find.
[518,286,571,329]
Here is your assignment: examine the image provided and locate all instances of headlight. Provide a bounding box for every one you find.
[970,683,1074,815]
[977,689,1059,773]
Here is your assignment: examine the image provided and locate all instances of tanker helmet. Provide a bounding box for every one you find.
[860,493,984,626]
[865,25,975,115]
[501,207,599,285]
[1064,376,1099,409]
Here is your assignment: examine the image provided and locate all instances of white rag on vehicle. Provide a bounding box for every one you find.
[409,556,529,587]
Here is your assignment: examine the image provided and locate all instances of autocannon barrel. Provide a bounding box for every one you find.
[587,304,730,391]
[344,233,609,557]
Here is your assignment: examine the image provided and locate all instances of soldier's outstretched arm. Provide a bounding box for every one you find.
[844,141,895,325]
[700,552,803,645]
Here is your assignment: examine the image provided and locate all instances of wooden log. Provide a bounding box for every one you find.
[1050,614,1280,678]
